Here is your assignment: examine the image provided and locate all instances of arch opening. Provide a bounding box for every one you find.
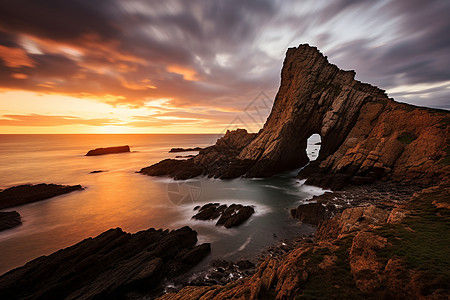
[306,133,321,161]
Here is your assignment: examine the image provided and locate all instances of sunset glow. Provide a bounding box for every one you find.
[0,0,448,134]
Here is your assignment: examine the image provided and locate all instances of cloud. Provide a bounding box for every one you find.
[0,114,116,126]
[0,0,448,117]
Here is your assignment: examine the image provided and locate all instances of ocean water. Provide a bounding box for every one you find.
[0,134,323,275]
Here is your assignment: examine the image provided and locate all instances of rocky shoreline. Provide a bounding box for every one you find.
[159,182,449,299]
[0,226,211,299]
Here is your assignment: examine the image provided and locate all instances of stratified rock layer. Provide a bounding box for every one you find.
[141,44,449,189]
[0,226,210,300]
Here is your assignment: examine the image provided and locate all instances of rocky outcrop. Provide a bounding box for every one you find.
[160,183,449,299]
[0,211,21,231]
[0,183,83,209]
[170,147,203,153]
[141,129,257,179]
[192,203,255,228]
[290,202,335,225]
[0,226,210,300]
[86,145,130,156]
[140,44,449,189]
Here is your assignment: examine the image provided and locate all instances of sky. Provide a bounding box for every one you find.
[0,0,449,134]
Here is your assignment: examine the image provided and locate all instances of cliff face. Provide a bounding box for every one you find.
[141,44,449,189]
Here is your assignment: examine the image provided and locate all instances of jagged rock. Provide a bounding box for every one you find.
[316,205,389,241]
[0,183,83,209]
[169,147,203,153]
[192,203,255,228]
[85,145,130,156]
[349,231,387,293]
[0,226,210,300]
[0,211,21,231]
[139,158,204,180]
[290,202,335,225]
[139,44,449,190]
[140,129,257,179]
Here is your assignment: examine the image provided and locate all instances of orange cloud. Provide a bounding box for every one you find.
[0,114,116,126]
[167,65,198,81]
[0,45,35,68]
[11,73,28,79]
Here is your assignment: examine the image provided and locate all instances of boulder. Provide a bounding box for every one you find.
[0,183,83,209]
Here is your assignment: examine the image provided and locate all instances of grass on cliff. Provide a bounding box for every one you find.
[375,184,450,295]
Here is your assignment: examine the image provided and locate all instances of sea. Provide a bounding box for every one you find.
[0,134,324,275]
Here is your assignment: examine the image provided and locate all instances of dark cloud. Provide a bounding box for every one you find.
[0,0,448,113]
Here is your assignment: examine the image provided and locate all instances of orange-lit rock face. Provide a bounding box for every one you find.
[142,44,449,188]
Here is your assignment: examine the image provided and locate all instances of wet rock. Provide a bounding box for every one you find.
[216,204,255,228]
[0,226,210,300]
[139,158,204,180]
[192,203,255,228]
[236,260,255,270]
[85,145,130,156]
[290,202,335,225]
[0,211,21,232]
[0,183,83,209]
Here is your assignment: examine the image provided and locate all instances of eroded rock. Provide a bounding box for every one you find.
[192,203,255,228]
[85,145,130,156]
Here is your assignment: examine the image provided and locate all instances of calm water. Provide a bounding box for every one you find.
[0,134,324,275]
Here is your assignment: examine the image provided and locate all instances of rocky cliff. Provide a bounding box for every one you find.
[141,44,449,190]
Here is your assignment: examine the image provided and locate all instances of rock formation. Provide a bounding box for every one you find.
[85,145,130,156]
[0,226,210,300]
[140,44,449,190]
[0,211,21,232]
[192,203,255,228]
[0,183,83,209]
[169,147,203,153]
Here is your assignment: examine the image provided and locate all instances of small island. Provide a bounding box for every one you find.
[85,145,130,156]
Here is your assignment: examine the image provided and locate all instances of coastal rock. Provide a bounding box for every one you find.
[0,183,83,209]
[169,147,203,153]
[0,211,21,232]
[139,158,204,180]
[140,44,449,189]
[290,202,335,225]
[316,205,389,241]
[85,145,130,156]
[192,203,255,228]
[0,226,210,300]
[141,129,257,179]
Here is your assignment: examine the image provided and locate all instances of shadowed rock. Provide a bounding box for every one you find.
[0,211,21,232]
[169,147,203,153]
[290,202,336,225]
[86,145,130,156]
[192,203,255,228]
[0,183,83,209]
[139,158,204,180]
[0,226,210,300]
